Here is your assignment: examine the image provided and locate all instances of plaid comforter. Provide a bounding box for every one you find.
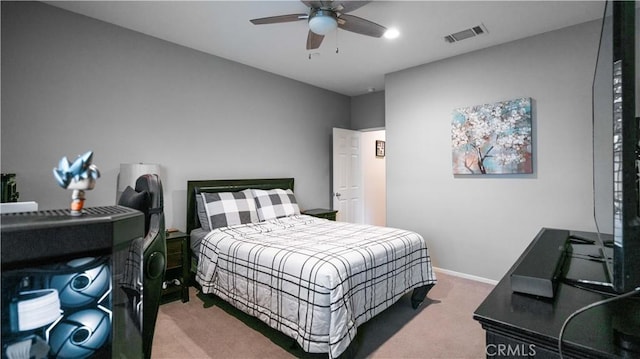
[196,215,436,358]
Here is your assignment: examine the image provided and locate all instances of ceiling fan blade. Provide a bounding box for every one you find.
[338,14,386,38]
[250,14,308,25]
[306,30,325,50]
[333,1,370,13]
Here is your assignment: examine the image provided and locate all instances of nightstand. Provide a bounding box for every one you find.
[161,230,189,303]
[302,208,338,221]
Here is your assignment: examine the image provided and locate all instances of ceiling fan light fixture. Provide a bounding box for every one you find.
[309,10,338,35]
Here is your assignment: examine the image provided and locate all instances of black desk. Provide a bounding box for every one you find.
[473,229,640,358]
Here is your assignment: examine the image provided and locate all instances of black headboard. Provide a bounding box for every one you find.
[186,178,295,234]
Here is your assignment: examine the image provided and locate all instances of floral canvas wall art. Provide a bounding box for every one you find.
[451,97,532,174]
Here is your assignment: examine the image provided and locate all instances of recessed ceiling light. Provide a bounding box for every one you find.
[384,28,400,39]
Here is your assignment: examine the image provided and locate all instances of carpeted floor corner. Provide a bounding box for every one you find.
[152,270,494,358]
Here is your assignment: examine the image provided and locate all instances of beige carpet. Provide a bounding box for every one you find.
[152,270,494,359]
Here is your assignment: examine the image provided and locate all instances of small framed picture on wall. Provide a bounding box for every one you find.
[376,140,385,157]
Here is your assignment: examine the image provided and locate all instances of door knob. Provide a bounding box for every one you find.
[335,192,341,198]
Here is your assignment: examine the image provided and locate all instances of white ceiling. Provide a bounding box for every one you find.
[46,1,605,97]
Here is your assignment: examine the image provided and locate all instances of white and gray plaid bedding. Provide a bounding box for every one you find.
[195,214,436,358]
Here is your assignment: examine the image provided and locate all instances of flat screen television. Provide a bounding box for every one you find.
[593,0,639,294]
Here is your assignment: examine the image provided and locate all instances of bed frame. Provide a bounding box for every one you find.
[184,177,434,356]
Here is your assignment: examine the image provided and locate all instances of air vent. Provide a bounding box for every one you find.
[444,24,488,43]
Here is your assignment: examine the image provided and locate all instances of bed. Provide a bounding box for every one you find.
[186,178,436,358]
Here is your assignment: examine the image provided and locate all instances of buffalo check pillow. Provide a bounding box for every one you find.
[200,189,259,229]
[252,188,300,221]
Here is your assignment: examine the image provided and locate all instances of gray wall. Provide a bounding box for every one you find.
[351,91,385,130]
[3,2,625,282]
[386,20,601,281]
[1,2,350,230]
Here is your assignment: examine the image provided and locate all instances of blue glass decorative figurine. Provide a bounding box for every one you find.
[53,151,100,216]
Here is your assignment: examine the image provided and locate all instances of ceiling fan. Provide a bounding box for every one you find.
[249,1,387,50]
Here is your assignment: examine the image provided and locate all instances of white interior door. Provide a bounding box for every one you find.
[332,128,363,223]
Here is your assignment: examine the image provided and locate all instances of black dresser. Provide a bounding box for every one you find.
[474,229,640,358]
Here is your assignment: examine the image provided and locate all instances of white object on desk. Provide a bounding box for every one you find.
[0,201,38,213]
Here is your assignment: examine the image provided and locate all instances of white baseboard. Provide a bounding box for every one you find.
[434,267,499,286]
